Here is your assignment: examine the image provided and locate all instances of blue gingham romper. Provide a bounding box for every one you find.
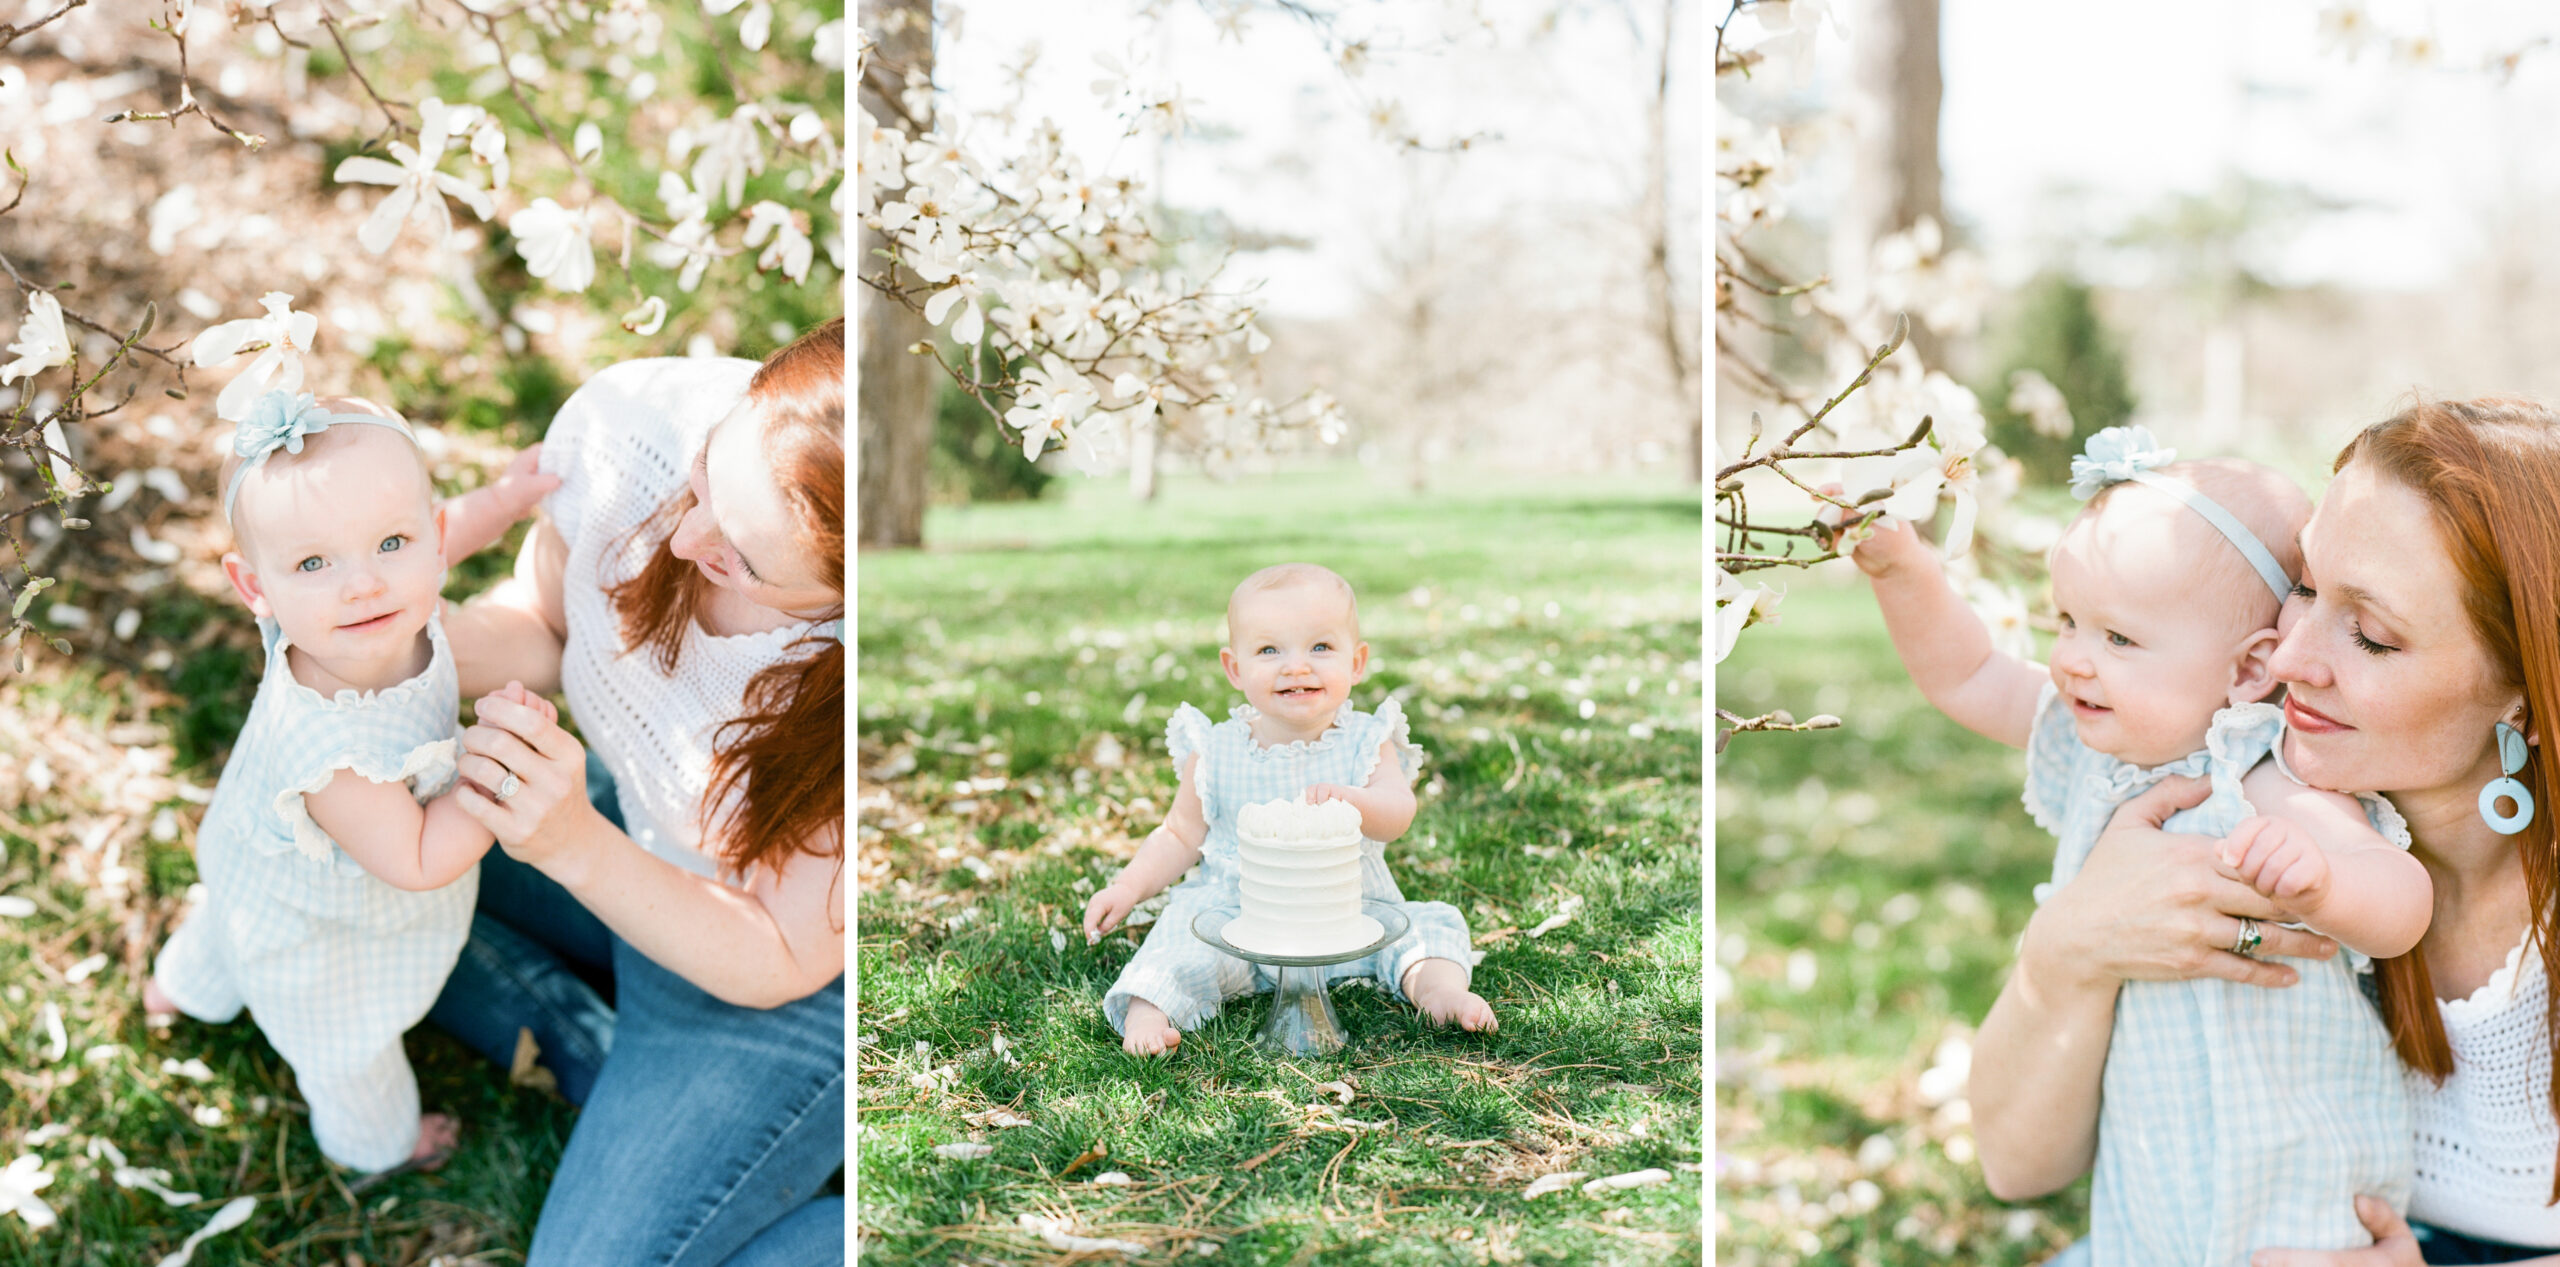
[152,613,479,1172]
[2025,685,2412,1266]
[1101,699,1476,1036]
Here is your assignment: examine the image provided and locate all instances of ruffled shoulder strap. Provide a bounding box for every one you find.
[1167,702,1216,799]
[1354,697,1425,787]
[2019,680,2079,838]
[265,737,461,873]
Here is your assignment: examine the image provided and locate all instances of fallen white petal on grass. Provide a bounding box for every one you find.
[1018,1214,1148,1255]
[991,1033,1019,1067]
[1050,929,1068,954]
[961,1108,1033,1129]
[1580,1168,1672,1195]
[0,1155,54,1229]
[1526,895,1585,939]
[161,1058,214,1082]
[21,1125,68,1148]
[190,1105,225,1128]
[1523,1171,1589,1198]
[932,1142,993,1160]
[90,1138,202,1207]
[154,1195,253,1267]
[82,1045,121,1065]
[1315,1080,1355,1105]
[1090,1170,1132,1186]
[0,897,37,918]
[909,1064,957,1094]
[38,1004,64,1063]
[63,954,107,984]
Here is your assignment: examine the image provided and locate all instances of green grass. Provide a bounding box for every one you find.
[1715,569,2084,1266]
[0,656,580,1266]
[857,469,1704,1265]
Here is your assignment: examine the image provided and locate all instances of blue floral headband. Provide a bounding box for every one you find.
[221,390,418,525]
[2069,425,2292,601]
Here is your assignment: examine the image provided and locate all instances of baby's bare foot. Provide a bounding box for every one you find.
[142,977,178,1021]
[1404,959,1499,1033]
[1121,1000,1181,1057]
[410,1113,460,1168]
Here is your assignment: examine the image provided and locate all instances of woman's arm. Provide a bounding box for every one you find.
[455,692,842,1008]
[445,517,571,698]
[1970,776,2341,1199]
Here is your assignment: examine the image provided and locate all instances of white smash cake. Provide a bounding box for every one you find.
[1224,796,1382,957]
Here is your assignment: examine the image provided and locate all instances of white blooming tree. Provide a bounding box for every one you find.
[857,0,1385,546]
[1714,0,2016,753]
[0,0,843,675]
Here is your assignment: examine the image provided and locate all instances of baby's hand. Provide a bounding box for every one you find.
[2219,815,2332,916]
[488,444,561,521]
[478,679,558,726]
[1303,783,1356,806]
[1814,482,1924,578]
[1082,882,1135,944]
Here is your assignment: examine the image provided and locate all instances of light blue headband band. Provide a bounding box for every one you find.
[811,619,843,643]
[221,390,419,525]
[2069,425,2293,602]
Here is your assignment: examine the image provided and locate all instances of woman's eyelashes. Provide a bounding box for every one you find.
[2290,582,2396,654]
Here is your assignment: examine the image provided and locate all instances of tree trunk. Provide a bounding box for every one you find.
[1830,0,1944,369]
[1642,0,1701,481]
[857,0,937,549]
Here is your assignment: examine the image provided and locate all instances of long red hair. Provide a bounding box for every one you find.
[606,318,845,878]
[2339,396,2560,1201]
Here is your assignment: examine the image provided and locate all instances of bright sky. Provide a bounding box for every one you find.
[1922,0,2560,290]
[936,0,1702,319]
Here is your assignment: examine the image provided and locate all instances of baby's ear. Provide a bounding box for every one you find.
[221,551,271,618]
[2228,627,2283,705]
[432,501,452,560]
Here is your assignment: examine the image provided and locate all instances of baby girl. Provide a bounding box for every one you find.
[1849,427,2430,1263]
[1082,563,1495,1056]
[145,391,553,1172]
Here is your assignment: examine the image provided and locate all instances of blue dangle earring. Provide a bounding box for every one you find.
[2480,720,2536,835]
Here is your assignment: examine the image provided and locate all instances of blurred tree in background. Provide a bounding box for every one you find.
[1974,274,2136,484]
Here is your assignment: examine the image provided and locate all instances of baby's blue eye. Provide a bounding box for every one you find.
[297,556,324,573]
[2106,631,2132,648]
[1258,645,1278,655]
[379,535,404,553]
[1312,641,1333,652]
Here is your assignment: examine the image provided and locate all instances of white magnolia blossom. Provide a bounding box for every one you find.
[470,117,510,190]
[742,200,813,284]
[192,292,318,422]
[508,198,597,293]
[1005,354,1099,461]
[1714,569,1783,663]
[331,97,499,253]
[691,105,769,211]
[573,121,604,163]
[1870,216,1992,338]
[0,292,72,386]
[621,295,669,336]
[0,1154,54,1230]
[2007,369,2076,439]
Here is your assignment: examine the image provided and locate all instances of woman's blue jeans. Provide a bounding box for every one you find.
[427,754,845,1266]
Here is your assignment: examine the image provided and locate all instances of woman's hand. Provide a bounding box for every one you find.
[455,682,592,864]
[2030,776,2338,995]
[2250,1196,2424,1266]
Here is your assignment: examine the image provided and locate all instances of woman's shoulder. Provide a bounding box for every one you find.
[540,358,761,529]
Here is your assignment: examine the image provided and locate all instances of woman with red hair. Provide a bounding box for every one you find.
[1971,397,2560,1264]
[433,318,844,1265]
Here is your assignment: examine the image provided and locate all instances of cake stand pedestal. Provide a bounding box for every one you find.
[1194,902,1411,1057]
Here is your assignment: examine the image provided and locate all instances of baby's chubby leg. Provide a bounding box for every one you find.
[1400,958,1497,1032]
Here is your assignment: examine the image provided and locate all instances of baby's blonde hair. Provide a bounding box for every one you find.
[1227,563,1360,641]
[2081,456,2312,643]
[221,398,430,560]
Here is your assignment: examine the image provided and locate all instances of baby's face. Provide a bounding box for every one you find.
[226,424,445,663]
[1220,581,1369,731]
[2046,512,2260,767]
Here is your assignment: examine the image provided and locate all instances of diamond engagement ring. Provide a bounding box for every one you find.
[2233,917,2263,957]
[496,773,522,802]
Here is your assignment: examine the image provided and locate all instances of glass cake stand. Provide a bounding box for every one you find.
[1194,902,1410,1056]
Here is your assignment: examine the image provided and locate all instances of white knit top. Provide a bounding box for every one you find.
[2406,928,2560,1245]
[539,357,824,882]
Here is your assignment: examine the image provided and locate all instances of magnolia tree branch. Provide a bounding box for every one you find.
[0,0,84,53]
[105,2,269,150]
